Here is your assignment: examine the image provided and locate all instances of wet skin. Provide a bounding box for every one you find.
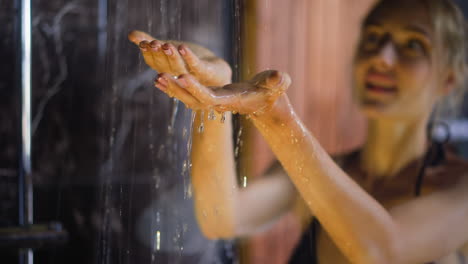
[129,1,468,262]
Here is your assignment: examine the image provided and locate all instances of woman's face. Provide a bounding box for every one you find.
[354,0,444,120]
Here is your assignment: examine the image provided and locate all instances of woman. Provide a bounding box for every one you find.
[129,0,468,263]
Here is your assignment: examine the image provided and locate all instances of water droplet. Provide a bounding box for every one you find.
[157,145,165,159]
[155,231,161,251]
[199,110,205,133]
[168,98,179,135]
[154,172,161,189]
[186,183,193,198]
[220,112,226,123]
[208,109,216,120]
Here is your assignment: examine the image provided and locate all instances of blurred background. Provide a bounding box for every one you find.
[0,0,467,263]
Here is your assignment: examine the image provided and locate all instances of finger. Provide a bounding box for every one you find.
[178,44,201,71]
[138,40,151,52]
[137,40,162,70]
[176,74,216,105]
[149,39,162,51]
[266,71,290,93]
[156,73,202,109]
[179,44,232,86]
[128,30,156,45]
[145,40,166,69]
[162,43,187,75]
[249,70,291,93]
[129,31,166,72]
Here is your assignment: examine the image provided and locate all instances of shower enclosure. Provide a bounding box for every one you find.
[2,0,468,264]
[0,0,241,263]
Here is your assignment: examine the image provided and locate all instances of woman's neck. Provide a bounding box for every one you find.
[362,115,429,179]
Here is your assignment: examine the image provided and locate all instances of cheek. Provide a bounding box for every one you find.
[400,60,433,94]
[398,61,438,114]
[353,60,367,87]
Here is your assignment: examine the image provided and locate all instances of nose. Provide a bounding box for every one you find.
[374,41,397,71]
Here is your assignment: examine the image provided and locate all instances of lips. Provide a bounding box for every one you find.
[365,72,397,94]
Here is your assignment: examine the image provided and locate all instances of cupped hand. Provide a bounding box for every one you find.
[154,70,291,116]
[128,30,232,87]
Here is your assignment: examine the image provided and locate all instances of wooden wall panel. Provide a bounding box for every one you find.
[242,0,375,263]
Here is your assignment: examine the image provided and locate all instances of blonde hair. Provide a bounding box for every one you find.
[368,0,467,118]
[424,0,468,118]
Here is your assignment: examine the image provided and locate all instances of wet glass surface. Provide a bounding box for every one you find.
[0,0,239,263]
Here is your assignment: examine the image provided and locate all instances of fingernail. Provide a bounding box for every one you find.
[178,46,186,55]
[155,83,167,91]
[178,78,187,87]
[139,42,148,51]
[157,76,168,86]
[162,45,172,55]
[150,41,160,50]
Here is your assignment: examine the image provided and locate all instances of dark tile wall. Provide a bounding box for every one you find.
[0,0,19,228]
[0,0,238,263]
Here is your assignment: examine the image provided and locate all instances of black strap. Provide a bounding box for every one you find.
[288,218,319,264]
[414,141,447,196]
[415,121,450,197]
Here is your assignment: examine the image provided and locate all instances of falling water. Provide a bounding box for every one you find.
[1,0,241,263]
[198,110,205,133]
[208,109,216,121]
[100,0,240,263]
[221,112,227,123]
[6,0,468,264]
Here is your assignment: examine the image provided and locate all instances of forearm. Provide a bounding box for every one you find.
[191,110,238,239]
[250,95,400,263]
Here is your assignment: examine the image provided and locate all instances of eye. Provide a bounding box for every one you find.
[361,32,381,51]
[404,39,426,54]
[365,32,380,44]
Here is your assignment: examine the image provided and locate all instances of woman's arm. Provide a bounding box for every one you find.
[130,32,306,238]
[157,77,306,239]
[251,94,468,264]
[160,70,468,263]
[191,112,303,237]
[251,95,400,263]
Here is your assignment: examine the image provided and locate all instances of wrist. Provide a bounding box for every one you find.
[249,94,294,125]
